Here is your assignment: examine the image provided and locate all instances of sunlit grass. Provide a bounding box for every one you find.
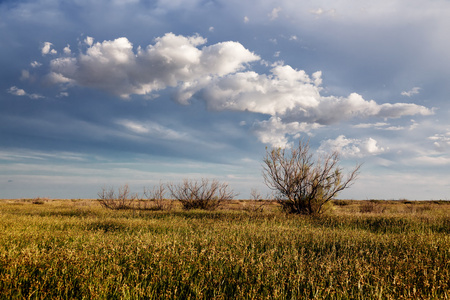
[1,199,449,299]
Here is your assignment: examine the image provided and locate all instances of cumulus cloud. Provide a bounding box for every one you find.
[48,33,260,99]
[196,65,431,147]
[7,86,43,99]
[252,116,321,148]
[269,7,281,20]
[401,87,421,97]
[63,44,71,55]
[41,42,57,55]
[319,135,386,158]
[31,61,42,68]
[429,131,450,151]
[43,33,433,147]
[282,93,433,126]
[85,36,94,46]
[7,86,26,96]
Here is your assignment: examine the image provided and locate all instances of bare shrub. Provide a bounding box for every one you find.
[360,200,386,214]
[168,178,236,210]
[242,188,269,213]
[250,188,263,201]
[140,183,172,211]
[97,184,138,210]
[403,203,432,214]
[32,197,48,205]
[263,139,361,215]
[332,199,352,206]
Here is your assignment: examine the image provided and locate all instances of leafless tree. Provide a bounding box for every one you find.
[167,178,236,210]
[263,140,361,215]
[97,184,138,210]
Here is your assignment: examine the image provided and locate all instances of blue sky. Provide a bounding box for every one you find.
[1,0,449,200]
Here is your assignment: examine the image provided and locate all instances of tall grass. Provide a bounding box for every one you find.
[0,199,449,299]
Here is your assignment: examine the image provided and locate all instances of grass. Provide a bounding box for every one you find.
[0,199,449,299]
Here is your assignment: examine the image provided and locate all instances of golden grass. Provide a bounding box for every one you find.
[0,199,449,299]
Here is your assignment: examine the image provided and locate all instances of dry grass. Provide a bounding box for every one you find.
[0,199,449,299]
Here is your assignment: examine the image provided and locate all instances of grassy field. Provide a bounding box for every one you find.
[0,199,449,299]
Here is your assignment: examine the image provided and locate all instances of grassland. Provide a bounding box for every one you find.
[0,199,449,299]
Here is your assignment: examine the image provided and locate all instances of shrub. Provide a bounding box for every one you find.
[97,184,138,210]
[359,200,386,214]
[262,139,361,215]
[168,178,236,210]
[242,188,268,213]
[32,197,48,205]
[141,183,172,211]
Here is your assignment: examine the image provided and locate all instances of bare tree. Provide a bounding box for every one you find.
[167,178,236,210]
[262,140,361,215]
[97,184,138,210]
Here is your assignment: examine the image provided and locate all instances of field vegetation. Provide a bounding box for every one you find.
[0,198,449,299]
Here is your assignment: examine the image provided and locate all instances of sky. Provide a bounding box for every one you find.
[1,0,450,200]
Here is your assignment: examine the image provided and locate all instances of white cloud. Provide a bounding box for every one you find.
[7,86,26,96]
[57,92,69,97]
[118,120,149,134]
[31,61,42,68]
[199,66,432,132]
[353,122,400,130]
[269,7,281,20]
[429,131,450,151]
[0,149,88,162]
[41,42,57,55]
[85,36,94,46]
[319,135,386,158]
[7,86,43,99]
[282,93,432,126]
[209,26,214,32]
[43,33,433,147]
[48,33,260,99]
[401,87,421,97]
[63,44,71,55]
[252,116,321,148]
[411,155,450,166]
[200,64,321,115]
[117,119,186,140]
[244,16,249,23]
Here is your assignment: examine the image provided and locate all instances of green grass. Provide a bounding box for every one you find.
[1,199,449,299]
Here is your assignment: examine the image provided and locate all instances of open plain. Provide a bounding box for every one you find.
[0,199,449,299]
